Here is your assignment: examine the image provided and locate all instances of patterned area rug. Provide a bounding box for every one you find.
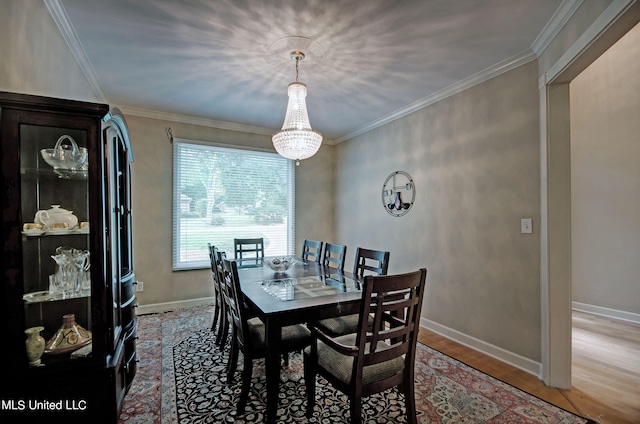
[119,305,594,424]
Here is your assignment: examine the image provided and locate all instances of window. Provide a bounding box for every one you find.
[172,139,295,270]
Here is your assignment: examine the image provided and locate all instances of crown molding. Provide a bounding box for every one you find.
[118,105,339,144]
[546,0,638,83]
[334,49,537,143]
[44,0,109,103]
[118,105,275,136]
[531,0,584,56]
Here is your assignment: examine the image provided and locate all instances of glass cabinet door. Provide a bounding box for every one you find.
[20,122,93,365]
[102,111,133,277]
[103,109,137,397]
[104,121,122,349]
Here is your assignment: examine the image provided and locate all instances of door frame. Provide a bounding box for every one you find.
[540,0,640,388]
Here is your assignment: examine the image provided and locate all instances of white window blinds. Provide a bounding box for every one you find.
[172,139,295,270]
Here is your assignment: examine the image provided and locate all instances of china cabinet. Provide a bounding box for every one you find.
[0,91,136,422]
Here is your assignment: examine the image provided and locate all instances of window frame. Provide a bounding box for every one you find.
[172,138,295,270]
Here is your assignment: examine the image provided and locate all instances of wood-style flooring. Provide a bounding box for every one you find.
[419,310,640,424]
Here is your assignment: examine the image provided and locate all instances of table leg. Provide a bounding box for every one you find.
[264,317,282,424]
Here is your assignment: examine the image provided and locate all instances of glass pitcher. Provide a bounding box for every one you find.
[51,246,90,296]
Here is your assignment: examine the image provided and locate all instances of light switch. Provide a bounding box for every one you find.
[521,219,533,234]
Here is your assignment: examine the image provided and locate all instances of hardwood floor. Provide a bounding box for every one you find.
[569,311,640,424]
[419,311,640,424]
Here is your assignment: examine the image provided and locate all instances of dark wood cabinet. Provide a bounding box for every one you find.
[0,91,136,423]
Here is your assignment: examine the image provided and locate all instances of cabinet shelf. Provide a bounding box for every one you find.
[23,290,91,304]
[21,167,88,180]
[22,228,90,237]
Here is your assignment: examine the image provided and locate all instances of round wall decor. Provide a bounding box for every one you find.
[381,171,415,217]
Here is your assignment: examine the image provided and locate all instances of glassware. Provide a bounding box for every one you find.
[40,135,87,171]
[49,274,64,295]
[51,247,90,296]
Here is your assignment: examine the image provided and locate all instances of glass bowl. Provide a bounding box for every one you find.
[40,135,88,170]
[41,147,87,170]
[263,257,297,272]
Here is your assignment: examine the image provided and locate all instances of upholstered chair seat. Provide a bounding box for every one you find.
[304,333,405,386]
[246,317,311,352]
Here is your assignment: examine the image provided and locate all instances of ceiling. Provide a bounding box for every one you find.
[51,0,572,143]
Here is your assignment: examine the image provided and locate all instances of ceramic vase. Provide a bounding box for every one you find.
[25,326,46,366]
[45,313,92,355]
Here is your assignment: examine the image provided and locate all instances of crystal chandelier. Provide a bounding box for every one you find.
[272,51,322,166]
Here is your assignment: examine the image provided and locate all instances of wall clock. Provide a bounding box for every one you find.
[381,171,415,217]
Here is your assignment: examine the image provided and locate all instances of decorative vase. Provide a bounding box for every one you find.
[25,326,46,366]
[45,314,92,356]
[394,191,403,210]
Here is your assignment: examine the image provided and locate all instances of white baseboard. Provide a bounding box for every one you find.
[136,297,214,316]
[572,301,640,324]
[420,318,542,379]
[138,299,545,379]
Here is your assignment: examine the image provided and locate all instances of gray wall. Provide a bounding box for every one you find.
[335,61,542,360]
[570,23,640,314]
[0,0,98,101]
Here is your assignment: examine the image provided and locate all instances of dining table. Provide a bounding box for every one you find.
[235,256,363,424]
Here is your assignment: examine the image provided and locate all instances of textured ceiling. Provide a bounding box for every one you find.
[55,0,568,142]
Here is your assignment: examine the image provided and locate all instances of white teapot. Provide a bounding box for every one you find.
[34,205,78,230]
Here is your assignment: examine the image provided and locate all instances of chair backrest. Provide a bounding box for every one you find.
[301,239,324,263]
[208,243,222,297]
[353,247,390,278]
[322,243,347,272]
[353,269,427,384]
[213,247,227,288]
[208,243,217,273]
[221,258,249,346]
[234,237,264,261]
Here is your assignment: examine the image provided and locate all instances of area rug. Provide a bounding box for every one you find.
[118,305,594,423]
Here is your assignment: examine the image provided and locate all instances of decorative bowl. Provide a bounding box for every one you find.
[263,257,297,272]
[40,135,88,170]
[41,147,87,170]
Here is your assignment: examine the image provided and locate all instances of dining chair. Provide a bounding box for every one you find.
[304,268,427,424]
[321,242,347,272]
[301,239,324,263]
[315,247,390,337]
[221,258,311,414]
[352,248,390,278]
[207,244,224,342]
[212,246,230,347]
[234,237,264,267]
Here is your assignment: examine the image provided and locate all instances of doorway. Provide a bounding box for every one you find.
[541,2,640,388]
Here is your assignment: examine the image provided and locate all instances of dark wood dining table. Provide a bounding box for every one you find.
[235,257,363,424]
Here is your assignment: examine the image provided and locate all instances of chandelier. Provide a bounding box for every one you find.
[272,50,322,166]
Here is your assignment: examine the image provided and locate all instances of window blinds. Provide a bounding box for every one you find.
[172,139,295,270]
